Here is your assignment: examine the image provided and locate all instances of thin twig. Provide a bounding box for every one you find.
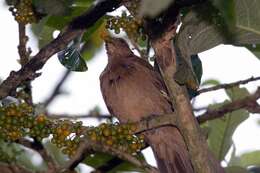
[17,23,33,105]
[43,70,72,107]
[0,0,121,100]
[197,87,260,123]
[17,138,58,172]
[197,76,260,95]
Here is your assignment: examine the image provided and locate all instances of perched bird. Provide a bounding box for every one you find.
[100,37,194,173]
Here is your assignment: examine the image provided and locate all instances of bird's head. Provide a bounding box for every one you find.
[104,37,133,59]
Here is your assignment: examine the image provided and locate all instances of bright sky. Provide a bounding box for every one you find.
[0,1,260,171]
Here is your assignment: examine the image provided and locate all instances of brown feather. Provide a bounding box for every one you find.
[100,37,194,173]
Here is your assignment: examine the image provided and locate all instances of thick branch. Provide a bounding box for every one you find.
[0,0,121,100]
[197,87,260,123]
[197,76,260,95]
[151,20,223,172]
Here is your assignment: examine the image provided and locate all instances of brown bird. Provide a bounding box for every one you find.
[100,37,194,173]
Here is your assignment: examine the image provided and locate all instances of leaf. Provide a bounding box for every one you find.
[84,152,114,168]
[191,54,203,84]
[208,87,250,160]
[176,6,227,58]
[246,44,260,60]
[176,2,260,59]
[58,43,88,72]
[74,0,94,7]
[46,6,87,30]
[109,161,144,173]
[139,0,174,17]
[201,79,220,86]
[228,144,242,166]
[235,0,260,35]
[225,87,250,101]
[33,0,73,16]
[239,151,260,167]
[31,17,56,48]
[225,166,250,173]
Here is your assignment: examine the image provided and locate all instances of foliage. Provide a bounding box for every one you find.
[1,0,260,172]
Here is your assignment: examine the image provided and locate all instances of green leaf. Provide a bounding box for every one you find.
[176,6,227,58]
[31,17,56,48]
[33,0,73,16]
[225,87,250,101]
[208,87,250,160]
[58,43,88,72]
[46,6,87,30]
[246,44,260,60]
[84,152,114,168]
[109,161,144,173]
[177,2,260,59]
[239,151,260,167]
[201,79,220,86]
[74,0,94,7]
[139,0,174,17]
[191,54,203,84]
[234,0,260,35]
[225,166,250,173]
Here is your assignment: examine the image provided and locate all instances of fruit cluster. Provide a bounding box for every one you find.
[51,120,83,158]
[0,103,145,158]
[86,123,145,155]
[106,12,146,41]
[9,0,37,24]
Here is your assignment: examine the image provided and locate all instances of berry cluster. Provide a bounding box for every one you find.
[86,123,145,155]
[9,0,37,24]
[0,103,145,158]
[0,103,34,141]
[106,12,146,41]
[51,120,83,158]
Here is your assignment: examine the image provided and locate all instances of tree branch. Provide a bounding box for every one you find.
[0,163,32,173]
[197,76,260,95]
[17,138,58,173]
[43,70,71,107]
[197,87,260,123]
[17,23,33,105]
[0,0,121,100]
[59,139,158,173]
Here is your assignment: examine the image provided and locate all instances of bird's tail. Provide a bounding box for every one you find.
[145,126,194,173]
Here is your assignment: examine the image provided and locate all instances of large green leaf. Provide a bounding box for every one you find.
[239,151,260,167]
[225,166,250,173]
[207,87,250,160]
[235,0,260,35]
[177,2,260,60]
